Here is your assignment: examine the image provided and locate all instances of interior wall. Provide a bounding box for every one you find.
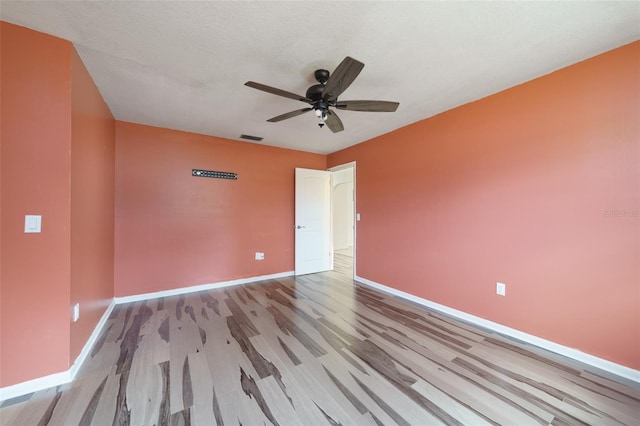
[0,22,73,387]
[328,41,639,370]
[70,49,116,361]
[114,122,326,297]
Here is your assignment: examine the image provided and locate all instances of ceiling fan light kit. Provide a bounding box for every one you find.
[245,57,399,133]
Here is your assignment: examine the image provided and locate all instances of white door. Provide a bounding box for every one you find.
[295,168,332,275]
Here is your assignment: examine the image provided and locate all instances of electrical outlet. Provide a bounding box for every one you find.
[24,215,42,233]
[496,282,506,296]
[73,303,80,322]
[255,252,264,260]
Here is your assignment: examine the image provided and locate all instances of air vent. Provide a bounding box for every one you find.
[240,134,263,142]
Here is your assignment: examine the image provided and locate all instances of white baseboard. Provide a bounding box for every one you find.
[69,298,116,379]
[0,299,116,402]
[355,275,640,384]
[114,270,294,304]
[0,370,72,402]
[0,271,293,402]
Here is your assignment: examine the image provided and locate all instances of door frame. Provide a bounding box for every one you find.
[328,161,356,279]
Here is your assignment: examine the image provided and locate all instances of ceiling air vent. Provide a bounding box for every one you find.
[240,134,263,142]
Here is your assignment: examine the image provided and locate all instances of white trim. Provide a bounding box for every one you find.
[1,271,293,401]
[0,299,116,402]
[0,370,72,402]
[328,161,356,172]
[114,271,294,304]
[69,298,116,379]
[328,161,356,279]
[355,275,640,384]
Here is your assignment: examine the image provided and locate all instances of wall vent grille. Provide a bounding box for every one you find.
[192,169,237,180]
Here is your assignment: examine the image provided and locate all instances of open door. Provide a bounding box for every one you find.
[295,168,331,275]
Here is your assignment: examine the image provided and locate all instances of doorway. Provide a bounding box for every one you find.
[330,163,355,278]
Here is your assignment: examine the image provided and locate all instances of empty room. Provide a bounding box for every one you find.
[1,2,638,425]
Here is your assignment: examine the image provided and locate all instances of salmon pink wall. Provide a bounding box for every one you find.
[114,122,326,297]
[0,22,72,387]
[329,42,639,370]
[70,49,115,361]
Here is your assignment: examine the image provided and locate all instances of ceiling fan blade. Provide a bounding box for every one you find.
[267,108,313,122]
[335,100,399,112]
[322,57,364,101]
[324,110,344,133]
[245,81,312,103]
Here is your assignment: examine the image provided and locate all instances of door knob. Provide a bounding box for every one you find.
[296,225,306,229]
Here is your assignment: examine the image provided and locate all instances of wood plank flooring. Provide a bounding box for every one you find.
[1,254,639,425]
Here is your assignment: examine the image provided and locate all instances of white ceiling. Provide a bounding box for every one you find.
[2,1,638,154]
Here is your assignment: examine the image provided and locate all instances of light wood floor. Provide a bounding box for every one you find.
[1,254,639,425]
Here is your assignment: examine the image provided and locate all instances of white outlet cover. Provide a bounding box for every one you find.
[24,215,42,233]
[73,303,80,322]
[496,282,506,296]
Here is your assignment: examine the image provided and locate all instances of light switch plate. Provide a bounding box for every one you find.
[356,213,361,221]
[496,282,506,296]
[24,215,42,233]
[73,303,80,322]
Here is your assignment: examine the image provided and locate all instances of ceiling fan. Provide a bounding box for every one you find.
[245,56,399,133]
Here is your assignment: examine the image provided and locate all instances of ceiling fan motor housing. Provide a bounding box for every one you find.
[307,69,332,102]
[306,83,326,101]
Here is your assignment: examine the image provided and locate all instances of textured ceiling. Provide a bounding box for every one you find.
[2,1,638,154]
